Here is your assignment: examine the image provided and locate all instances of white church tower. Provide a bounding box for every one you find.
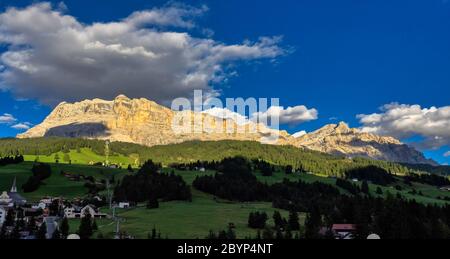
[10,177,17,193]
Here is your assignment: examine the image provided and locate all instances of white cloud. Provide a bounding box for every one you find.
[292,130,307,138]
[0,113,17,124]
[202,107,249,125]
[203,104,318,127]
[252,105,318,126]
[11,122,32,130]
[357,103,450,150]
[0,113,32,130]
[0,2,286,106]
[444,151,450,157]
[124,3,208,29]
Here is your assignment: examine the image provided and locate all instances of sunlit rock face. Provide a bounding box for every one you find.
[292,122,437,165]
[18,95,292,147]
[19,96,436,165]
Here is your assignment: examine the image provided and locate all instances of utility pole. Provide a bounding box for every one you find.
[105,140,110,166]
[106,179,113,209]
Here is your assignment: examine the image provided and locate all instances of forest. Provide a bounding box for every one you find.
[1,137,449,179]
[193,157,450,239]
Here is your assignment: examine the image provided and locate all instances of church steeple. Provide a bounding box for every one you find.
[10,177,17,193]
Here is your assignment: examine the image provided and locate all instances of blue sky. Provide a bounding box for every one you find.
[0,0,449,164]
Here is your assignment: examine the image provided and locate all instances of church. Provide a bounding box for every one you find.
[0,177,27,207]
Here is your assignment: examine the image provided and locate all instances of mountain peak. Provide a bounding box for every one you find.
[337,121,349,129]
[115,94,130,100]
[293,122,436,165]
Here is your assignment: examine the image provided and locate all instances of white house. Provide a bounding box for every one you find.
[439,186,450,192]
[64,205,107,219]
[0,191,12,207]
[40,198,53,205]
[32,202,47,210]
[64,206,78,219]
[81,205,97,216]
[0,206,6,225]
[118,202,130,209]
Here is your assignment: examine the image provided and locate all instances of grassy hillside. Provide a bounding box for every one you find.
[0,162,129,201]
[71,189,295,239]
[24,148,134,167]
[1,159,450,238]
[2,137,449,177]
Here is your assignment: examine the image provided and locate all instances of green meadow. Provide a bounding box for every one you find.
[1,147,450,238]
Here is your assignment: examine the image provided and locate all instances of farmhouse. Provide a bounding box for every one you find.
[332,224,357,239]
[64,204,108,219]
[439,186,450,192]
[118,202,130,209]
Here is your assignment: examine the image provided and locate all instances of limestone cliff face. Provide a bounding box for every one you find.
[18,96,436,165]
[18,95,292,147]
[292,122,437,165]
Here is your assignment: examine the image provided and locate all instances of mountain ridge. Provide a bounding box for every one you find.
[18,95,437,165]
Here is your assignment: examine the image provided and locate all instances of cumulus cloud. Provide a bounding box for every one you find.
[11,122,32,130]
[252,105,318,126]
[202,107,248,125]
[292,130,307,138]
[0,113,30,130]
[0,113,17,124]
[0,2,286,106]
[203,104,318,128]
[357,103,450,150]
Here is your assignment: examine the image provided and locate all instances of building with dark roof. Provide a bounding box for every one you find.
[0,177,27,207]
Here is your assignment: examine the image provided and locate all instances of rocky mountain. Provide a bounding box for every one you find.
[18,95,292,147]
[292,122,437,166]
[18,95,437,165]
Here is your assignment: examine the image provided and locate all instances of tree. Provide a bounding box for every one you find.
[37,222,47,239]
[285,165,293,175]
[226,226,236,240]
[284,230,293,239]
[206,230,217,239]
[63,153,71,164]
[78,214,93,239]
[23,163,52,192]
[148,227,159,239]
[92,220,98,231]
[305,207,322,239]
[273,211,286,229]
[54,153,60,163]
[376,187,383,195]
[4,209,15,226]
[261,164,273,177]
[248,212,268,229]
[288,211,300,231]
[60,217,69,238]
[28,216,37,233]
[262,227,274,239]
[146,196,159,209]
[361,180,369,194]
[127,164,134,172]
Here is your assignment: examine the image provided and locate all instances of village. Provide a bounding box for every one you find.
[0,177,132,239]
